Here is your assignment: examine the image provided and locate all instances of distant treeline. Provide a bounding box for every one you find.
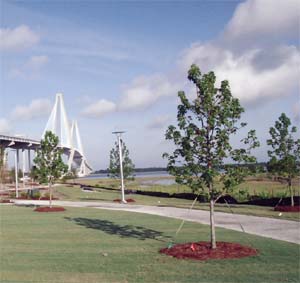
[93,167,167,174]
[220,162,267,172]
[93,163,269,175]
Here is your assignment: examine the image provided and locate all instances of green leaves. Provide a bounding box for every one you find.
[267,113,300,179]
[187,64,202,85]
[163,64,259,201]
[33,131,68,184]
[108,140,135,180]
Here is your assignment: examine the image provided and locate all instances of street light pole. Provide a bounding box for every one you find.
[112,131,127,204]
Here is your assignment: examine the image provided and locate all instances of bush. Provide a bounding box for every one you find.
[234,189,250,202]
[32,191,41,199]
[43,192,50,199]
[20,191,28,199]
[258,191,272,199]
[9,192,16,198]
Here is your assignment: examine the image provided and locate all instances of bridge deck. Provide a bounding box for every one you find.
[0,135,40,150]
[0,135,92,172]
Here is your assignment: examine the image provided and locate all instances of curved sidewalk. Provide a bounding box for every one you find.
[13,199,300,245]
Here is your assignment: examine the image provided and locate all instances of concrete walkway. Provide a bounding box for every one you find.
[13,199,300,245]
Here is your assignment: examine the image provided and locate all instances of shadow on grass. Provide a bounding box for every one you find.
[15,204,37,208]
[65,217,170,242]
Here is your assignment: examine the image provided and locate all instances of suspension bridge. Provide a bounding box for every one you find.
[0,93,93,193]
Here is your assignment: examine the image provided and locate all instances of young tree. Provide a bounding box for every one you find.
[267,113,300,206]
[163,64,259,249]
[33,131,68,207]
[108,140,135,180]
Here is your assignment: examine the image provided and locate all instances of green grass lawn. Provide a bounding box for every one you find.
[54,185,300,221]
[70,175,300,199]
[1,205,299,283]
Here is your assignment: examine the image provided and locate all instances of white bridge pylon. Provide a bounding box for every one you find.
[43,93,92,177]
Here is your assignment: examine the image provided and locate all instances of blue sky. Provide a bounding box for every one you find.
[0,0,299,169]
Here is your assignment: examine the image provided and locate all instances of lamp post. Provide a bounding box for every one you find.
[112,131,127,204]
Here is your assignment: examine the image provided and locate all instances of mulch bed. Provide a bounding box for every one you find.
[160,242,258,260]
[0,199,12,203]
[34,206,66,212]
[274,206,300,212]
[113,198,136,203]
[15,197,59,200]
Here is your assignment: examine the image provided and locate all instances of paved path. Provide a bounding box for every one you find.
[13,199,300,245]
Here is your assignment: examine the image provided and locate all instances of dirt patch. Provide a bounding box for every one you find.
[160,242,258,260]
[275,206,300,212]
[113,198,136,203]
[34,206,66,212]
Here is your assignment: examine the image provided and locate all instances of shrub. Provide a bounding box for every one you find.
[20,191,28,199]
[32,191,41,199]
[258,191,271,200]
[9,192,16,198]
[43,192,50,199]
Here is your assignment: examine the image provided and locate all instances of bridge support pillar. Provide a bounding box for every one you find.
[22,150,26,187]
[14,149,19,198]
[28,150,31,172]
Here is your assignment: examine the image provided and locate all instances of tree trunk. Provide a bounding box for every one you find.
[49,182,52,208]
[209,196,217,249]
[289,179,294,207]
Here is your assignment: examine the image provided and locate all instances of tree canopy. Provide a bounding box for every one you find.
[33,131,68,206]
[267,113,300,206]
[108,139,135,180]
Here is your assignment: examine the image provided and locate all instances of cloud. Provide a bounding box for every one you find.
[0,25,39,51]
[80,0,300,118]
[76,95,93,105]
[119,74,178,111]
[117,0,299,110]
[147,115,171,129]
[26,55,49,69]
[82,99,117,118]
[292,102,300,122]
[180,43,300,104]
[0,118,11,134]
[222,0,299,49]
[9,55,49,79]
[11,99,52,121]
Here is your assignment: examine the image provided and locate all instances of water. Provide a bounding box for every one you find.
[141,179,175,186]
[78,171,175,185]
[79,171,170,180]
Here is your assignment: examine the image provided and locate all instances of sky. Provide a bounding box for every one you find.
[0,0,299,170]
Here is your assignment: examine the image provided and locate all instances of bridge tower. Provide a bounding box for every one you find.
[43,93,92,177]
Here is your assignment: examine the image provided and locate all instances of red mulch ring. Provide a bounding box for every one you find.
[113,198,136,203]
[15,197,59,200]
[275,206,300,212]
[0,199,12,203]
[34,206,66,212]
[160,242,258,261]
